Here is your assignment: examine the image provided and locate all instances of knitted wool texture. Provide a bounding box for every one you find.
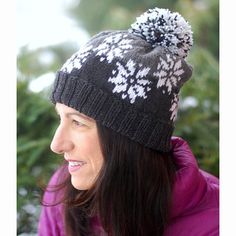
[51,7,193,152]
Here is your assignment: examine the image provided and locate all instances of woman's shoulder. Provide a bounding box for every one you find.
[165,207,219,236]
[168,137,219,235]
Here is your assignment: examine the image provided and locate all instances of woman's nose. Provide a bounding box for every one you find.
[50,125,74,154]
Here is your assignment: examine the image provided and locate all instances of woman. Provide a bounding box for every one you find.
[38,7,219,236]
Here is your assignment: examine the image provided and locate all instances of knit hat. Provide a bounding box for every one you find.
[50,7,193,152]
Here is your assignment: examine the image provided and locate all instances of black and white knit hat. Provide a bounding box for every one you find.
[51,7,193,152]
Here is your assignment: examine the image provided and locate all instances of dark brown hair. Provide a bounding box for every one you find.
[43,123,176,236]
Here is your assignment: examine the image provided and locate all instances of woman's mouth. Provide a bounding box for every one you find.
[68,161,86,172]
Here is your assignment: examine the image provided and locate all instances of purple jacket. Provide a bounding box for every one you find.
[38,137,219,235]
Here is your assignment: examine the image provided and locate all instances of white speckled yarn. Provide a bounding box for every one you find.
[129,8,193,58]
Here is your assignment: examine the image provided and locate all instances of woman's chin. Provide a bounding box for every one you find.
[71,176,90,190]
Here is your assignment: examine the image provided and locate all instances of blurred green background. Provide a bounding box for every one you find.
[17,0,219,234]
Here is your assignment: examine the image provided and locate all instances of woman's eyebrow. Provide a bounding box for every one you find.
[54,106,94,122]
[65,112,94,122]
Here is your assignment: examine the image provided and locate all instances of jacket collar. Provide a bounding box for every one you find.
[170,137,207,219]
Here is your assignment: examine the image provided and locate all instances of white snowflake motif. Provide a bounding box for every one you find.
[153,54,185,94]
[93,33,133,63]
[108,59,152,104]
[169,93,179,121]
[61,44,93,73]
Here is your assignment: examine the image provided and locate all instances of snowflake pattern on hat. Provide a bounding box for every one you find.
[108,59,151,104]
[61,33,134,73]
[61,44,93,73]
[153,54,184,95]
[93,33,133,63]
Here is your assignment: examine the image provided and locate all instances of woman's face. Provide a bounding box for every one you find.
[50,103,104,190]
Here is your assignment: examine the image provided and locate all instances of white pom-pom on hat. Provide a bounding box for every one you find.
[129,7,193,58]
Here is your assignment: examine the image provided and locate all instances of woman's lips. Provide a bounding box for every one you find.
[67,160,86,172]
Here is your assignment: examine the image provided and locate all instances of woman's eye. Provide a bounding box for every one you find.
[72,120,84,127]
